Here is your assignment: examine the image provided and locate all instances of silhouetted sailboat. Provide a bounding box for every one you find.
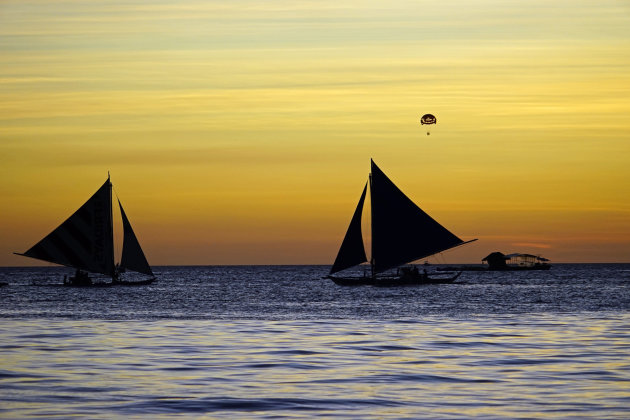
[15,175,155,287]
[328,160,476,286]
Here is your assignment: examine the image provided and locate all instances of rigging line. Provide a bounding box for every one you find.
[112,183,120,201]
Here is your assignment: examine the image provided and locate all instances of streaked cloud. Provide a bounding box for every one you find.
[1,0,629,264]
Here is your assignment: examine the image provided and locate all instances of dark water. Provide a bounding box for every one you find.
[1,264,630,418]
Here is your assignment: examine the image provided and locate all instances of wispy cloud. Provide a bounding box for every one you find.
[512,242,552,249]
[1,0,630,264]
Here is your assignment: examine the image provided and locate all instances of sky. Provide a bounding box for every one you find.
[1,0,629,266]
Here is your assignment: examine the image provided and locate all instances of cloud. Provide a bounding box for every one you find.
[512,242,552,249]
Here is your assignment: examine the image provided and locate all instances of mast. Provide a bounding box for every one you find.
[369,169,375,279]
[108,173,115,280]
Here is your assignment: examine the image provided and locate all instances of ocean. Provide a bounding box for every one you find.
[1,264,629,418]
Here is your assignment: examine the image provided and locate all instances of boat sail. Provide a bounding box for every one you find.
[330,183,369,274]
[328,160,476,286]
[118,200,153,277]
[15,175,155,286]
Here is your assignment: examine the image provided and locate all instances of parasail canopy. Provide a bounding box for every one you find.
[420,114,436,125]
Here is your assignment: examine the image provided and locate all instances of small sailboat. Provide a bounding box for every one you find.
[328,160,476,286]
[15,175,156,287]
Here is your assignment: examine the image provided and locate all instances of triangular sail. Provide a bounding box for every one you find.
[330,182,368,274]
[17,178,115,276]
[370,160,465,274]
[118,200,153,276]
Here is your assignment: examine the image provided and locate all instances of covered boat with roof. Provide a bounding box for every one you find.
[482,252,551,270]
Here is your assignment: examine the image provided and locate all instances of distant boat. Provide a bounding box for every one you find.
[482,252,551,271]
[327,160,476,286]
[15,175,156,287]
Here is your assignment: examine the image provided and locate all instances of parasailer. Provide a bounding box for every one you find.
[420,113,436,135]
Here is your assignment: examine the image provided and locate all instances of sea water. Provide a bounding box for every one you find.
[1,264,629,418]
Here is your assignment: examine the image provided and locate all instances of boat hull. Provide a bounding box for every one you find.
[34,277,157,287]
[327,272,461,287]
[328,275,375,286]
[489,264,551,271]
[437,264,551,272]
[112,278,156,286]
[64,282,112,288]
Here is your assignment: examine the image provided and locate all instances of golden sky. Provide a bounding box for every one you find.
[1,0,629,265]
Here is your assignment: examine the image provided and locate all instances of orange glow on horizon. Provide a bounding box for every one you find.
[2,1,630,265]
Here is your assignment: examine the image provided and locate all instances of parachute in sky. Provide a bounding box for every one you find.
[420,114,436,135]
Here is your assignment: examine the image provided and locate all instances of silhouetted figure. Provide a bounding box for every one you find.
[68,269,92,286]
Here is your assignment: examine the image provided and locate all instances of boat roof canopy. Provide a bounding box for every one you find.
[483,252,549,262]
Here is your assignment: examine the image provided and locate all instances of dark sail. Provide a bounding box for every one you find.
[17,178,115,276]
[119,200,153,276]
[370,160,465,274]
[330,183,368,274]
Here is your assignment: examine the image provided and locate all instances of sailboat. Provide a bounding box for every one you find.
[15,175,156,287]
[327,160,476,286]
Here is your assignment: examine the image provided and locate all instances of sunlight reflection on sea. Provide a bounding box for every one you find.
[1,264,629,418]
[1,316,630,418]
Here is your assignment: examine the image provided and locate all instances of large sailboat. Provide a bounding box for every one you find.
[15,175,156,287]
[328,160,476,286]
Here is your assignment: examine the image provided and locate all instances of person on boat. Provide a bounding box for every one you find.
[71,269,92,286]
[112,263,122,283]
[115,263,126,274]
[423,268,428,280]
[400,266,418,277]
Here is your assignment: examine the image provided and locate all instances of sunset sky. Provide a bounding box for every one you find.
[1,0,629,265]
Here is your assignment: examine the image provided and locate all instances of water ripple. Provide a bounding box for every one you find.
[1,265,630,418]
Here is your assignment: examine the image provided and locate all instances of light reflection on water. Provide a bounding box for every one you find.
[1,264,630,418]
[2,316,630,418]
